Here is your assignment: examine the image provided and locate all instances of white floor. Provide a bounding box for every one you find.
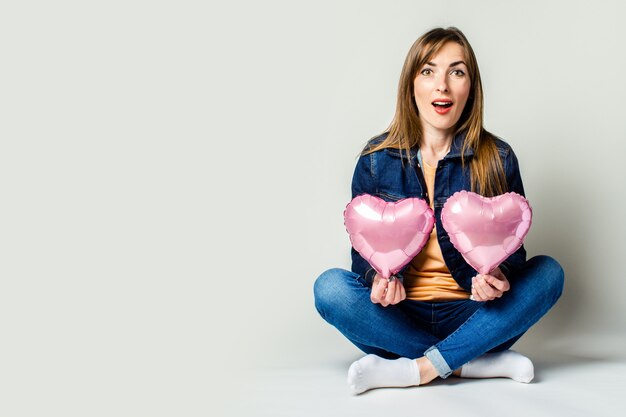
[222,350,626,417]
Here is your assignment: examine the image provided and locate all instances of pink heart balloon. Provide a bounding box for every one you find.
[344,194,435,278]
[441,191,532,275]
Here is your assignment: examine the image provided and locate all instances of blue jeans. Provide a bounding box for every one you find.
[313,256,564,378]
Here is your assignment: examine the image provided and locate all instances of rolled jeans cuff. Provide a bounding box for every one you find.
[424,346,453,379]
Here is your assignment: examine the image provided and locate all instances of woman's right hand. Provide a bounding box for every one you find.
[370,273,406,307]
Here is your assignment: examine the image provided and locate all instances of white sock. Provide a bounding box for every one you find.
[347,354,420,395]
[459,350,534,383]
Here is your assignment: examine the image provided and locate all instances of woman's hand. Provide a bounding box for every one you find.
[371,273,406,307]
[471,267,510,302]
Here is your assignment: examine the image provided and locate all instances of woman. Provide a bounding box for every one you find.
[313,27,564,395]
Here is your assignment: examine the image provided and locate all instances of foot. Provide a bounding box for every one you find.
[459,350,534,383]
[347,354,420,395]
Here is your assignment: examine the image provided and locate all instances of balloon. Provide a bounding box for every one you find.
[344,194,435,279]
[441,191,532,275]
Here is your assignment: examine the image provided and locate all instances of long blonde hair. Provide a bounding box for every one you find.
[364,27,507,197]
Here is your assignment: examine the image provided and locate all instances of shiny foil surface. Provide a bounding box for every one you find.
[344,194,435,278]
[441,191,532,274]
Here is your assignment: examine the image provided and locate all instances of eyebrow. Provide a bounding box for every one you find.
[425,60,467,67]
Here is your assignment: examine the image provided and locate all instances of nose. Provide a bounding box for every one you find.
[436,73,449,92]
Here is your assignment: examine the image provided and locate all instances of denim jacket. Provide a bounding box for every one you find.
[350,130,527,291]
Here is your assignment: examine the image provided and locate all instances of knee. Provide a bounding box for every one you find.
[528,255,564,302]
[313,268,352,316]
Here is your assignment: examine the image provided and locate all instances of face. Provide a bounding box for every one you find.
[413,41,471,136]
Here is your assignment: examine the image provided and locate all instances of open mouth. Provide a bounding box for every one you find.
[432,100,453,114]
[432,101,453,108]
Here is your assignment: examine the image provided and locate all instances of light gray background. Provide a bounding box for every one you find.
[1,0,625,416]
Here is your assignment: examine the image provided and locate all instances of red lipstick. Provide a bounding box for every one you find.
[432,98,453,115]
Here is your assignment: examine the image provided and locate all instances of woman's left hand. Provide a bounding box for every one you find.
[471,267,510,302]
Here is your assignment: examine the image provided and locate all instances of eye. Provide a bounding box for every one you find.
[420,68,433,76]
[451,69,466,76]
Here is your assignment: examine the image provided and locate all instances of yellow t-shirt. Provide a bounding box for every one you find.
[403,160,470,301]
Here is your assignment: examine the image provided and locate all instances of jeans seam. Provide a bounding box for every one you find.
[431,304,437,337]
[438,303,482,345]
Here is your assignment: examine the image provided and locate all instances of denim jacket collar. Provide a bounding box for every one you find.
[382,130,474,161]
[446,130,474,159]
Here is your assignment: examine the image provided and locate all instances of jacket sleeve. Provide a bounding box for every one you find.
[498,146,528,278]
[350,152,379,285]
